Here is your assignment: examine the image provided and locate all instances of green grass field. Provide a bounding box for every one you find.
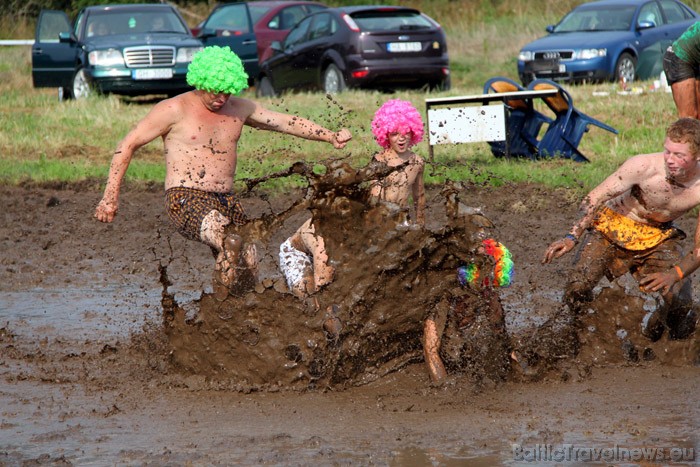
[1,0,697,195]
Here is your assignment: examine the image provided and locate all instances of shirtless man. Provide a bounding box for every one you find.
[94,46,351,291]
[543,117,700,341]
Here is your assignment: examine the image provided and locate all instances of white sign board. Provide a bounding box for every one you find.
[428,104,506,145]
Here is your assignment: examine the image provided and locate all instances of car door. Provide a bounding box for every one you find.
[278,13,333,90]
[634,1,667,79]
[197,3,259,80]
[31,10,76,88]
[270,15,313,90]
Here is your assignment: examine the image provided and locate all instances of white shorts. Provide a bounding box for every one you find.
[279,238,312,289]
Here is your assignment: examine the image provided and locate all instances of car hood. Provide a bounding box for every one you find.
[85,33,202,48]
[521,31,630,51]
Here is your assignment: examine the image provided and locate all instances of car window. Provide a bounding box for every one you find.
[306,5,327,15]
[205,4,252,33]
[350,10,432,32]
[284,15,312,48]
[74,11,86,37]
[638,2,663,26]
[555,6,635,32]
[36,10,70,42]
[308,13,335,40]
[659,0,693,24]
[279,6,310,29]
[249,4,273,25]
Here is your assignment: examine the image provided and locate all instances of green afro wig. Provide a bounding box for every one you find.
[187,46,249,95]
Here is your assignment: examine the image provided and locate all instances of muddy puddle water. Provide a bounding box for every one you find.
[0,174,697,464]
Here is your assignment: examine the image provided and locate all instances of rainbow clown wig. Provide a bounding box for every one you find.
[370,99,425,149]
[186,46,249,95]
[457,238,514,288]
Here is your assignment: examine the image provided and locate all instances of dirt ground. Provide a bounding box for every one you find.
[0,179,698,465]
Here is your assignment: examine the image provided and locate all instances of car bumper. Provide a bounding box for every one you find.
[518,59,610,83]
[88,67,192,95]
[346,57,449,88]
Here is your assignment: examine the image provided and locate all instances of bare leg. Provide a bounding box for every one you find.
[297,218,335,291]
[423,317,448,384]
[200,210,244,289]
[671,78,699,118]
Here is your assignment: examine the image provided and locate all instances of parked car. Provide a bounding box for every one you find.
[249,1,328,63]
[191,2,259,82]
[256,5,450,96]
[517,0,699,85]
[194,1,328,66]
[31,4,204,100]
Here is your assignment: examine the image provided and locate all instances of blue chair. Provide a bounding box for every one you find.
[483,76,552,159]
[527,78,618,162]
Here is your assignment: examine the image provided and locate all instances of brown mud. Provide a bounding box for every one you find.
[0,173,698,464]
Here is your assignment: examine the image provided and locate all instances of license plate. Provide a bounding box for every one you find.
[132,68,173,80]
[387,42,421,53]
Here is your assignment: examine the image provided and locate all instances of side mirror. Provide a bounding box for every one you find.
[546,25,555,33]
[58,32,74,43]
[637,20,655,30]
[271,40,283,52]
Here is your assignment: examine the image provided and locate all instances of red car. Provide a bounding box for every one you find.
[193,1,327,64]
[250,1,328,62]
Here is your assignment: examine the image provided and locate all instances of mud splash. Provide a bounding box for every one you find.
[160,160,514,389]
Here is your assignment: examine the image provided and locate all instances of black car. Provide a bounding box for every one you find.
[32,4,204,100]
[256,5,450,96]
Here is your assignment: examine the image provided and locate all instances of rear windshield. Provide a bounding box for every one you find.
[350,10,433,32]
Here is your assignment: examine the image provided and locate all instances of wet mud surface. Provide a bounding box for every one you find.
[0,177,698,464]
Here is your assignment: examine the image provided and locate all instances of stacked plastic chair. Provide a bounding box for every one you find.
[483,76,552,159]
[527,78,618,162]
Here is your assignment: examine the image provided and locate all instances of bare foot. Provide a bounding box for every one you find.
[423,318,448,384]
[216,234,243,288]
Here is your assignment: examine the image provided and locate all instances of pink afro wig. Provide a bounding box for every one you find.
[371,99,424,149]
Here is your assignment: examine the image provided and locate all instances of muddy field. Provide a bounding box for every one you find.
[0,179,697,465]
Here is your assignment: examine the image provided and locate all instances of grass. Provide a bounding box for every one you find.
[1,0,697,196]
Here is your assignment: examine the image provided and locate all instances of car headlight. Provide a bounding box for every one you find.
[518,51,534,61]
[575,48,607,60]
[88,49,124,67]
[177,47,203,63]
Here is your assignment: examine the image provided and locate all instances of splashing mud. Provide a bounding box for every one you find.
[161,160,515,389]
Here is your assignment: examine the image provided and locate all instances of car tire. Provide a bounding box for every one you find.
[256,76,277,98]
[614,53,636,83]
[323,64,346,94]
[71,68,92,99]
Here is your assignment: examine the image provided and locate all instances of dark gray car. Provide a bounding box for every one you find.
[256,5,450,96]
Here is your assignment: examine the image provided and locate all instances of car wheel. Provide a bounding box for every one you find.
[615,53,636,83]
[256,76,277,98]
[323,64,346,94]
[439,75,451,91]
[71,68,91,99]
